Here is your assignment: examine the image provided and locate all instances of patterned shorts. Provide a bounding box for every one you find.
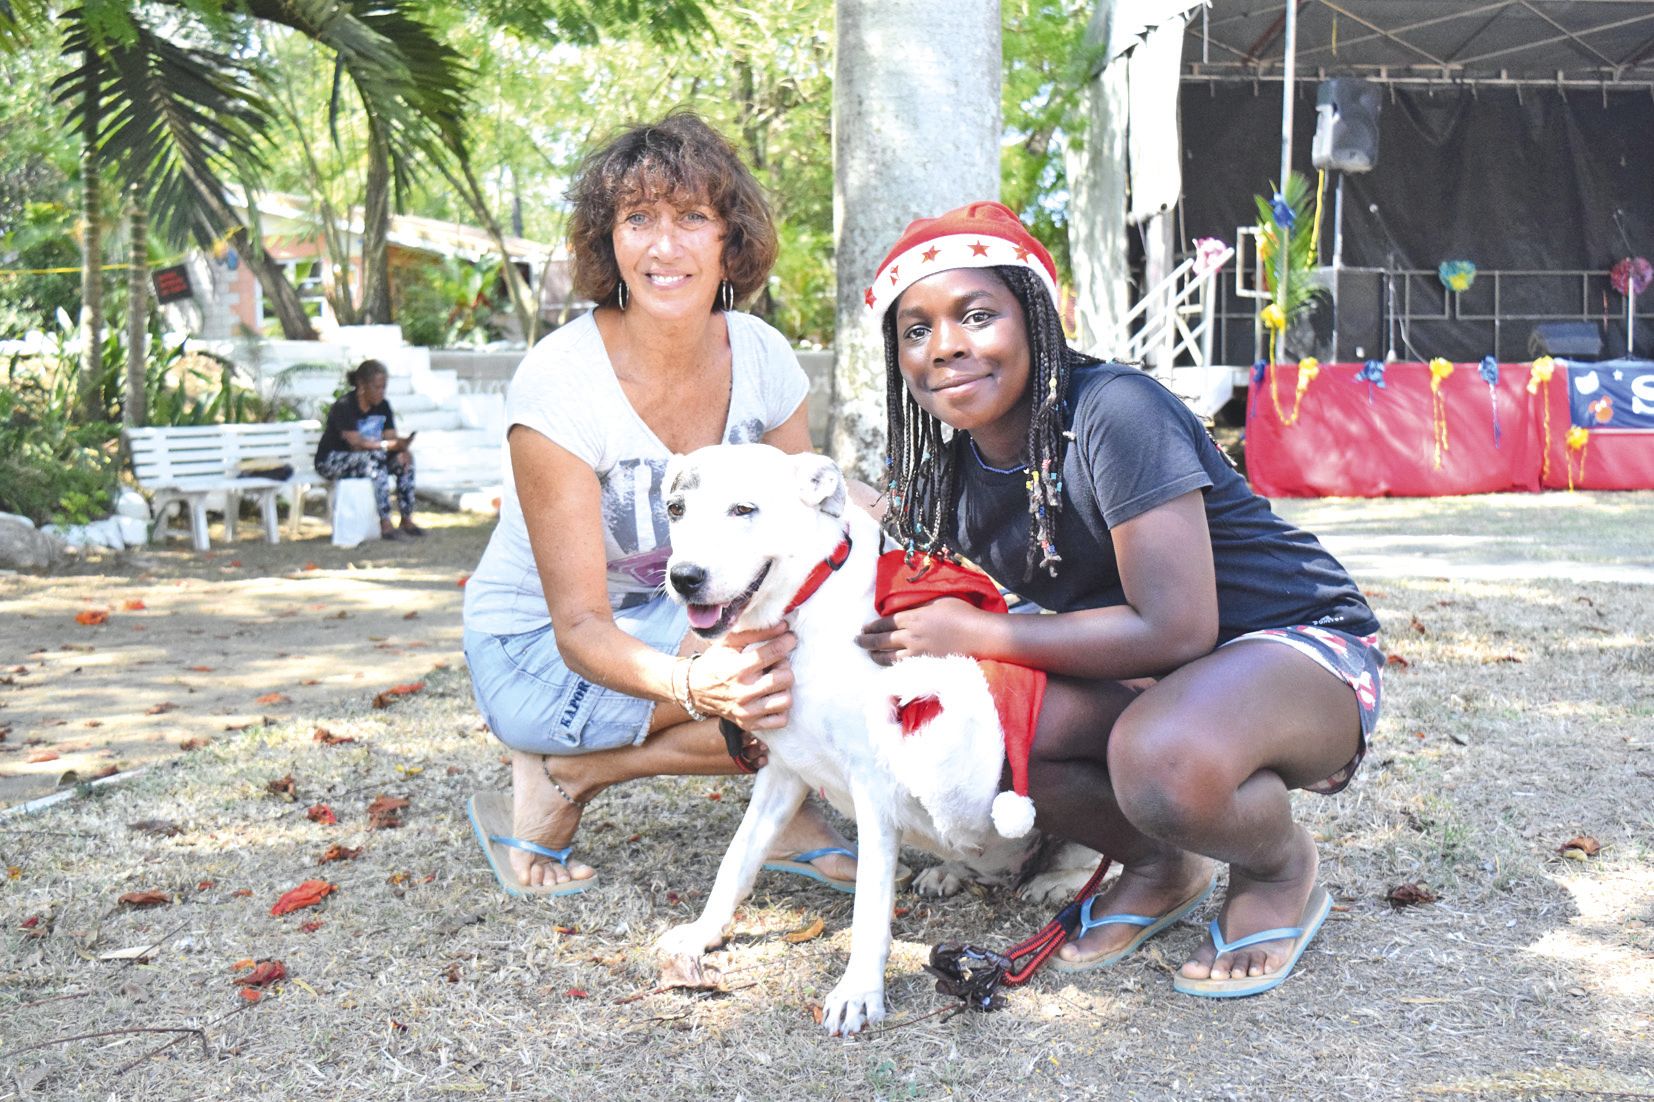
[1222,624,1384,795]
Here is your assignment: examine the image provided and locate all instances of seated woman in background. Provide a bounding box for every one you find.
[314,358,424,541]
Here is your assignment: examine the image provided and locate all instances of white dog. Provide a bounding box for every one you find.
[654,443,1088,1035]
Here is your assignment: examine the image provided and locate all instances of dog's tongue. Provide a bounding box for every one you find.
[687,603,724,630]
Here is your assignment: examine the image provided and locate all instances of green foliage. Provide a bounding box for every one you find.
[1253,171,1326,323]
[1001,0,1094,284]
[0,199,80,336]
[395,255,505,348]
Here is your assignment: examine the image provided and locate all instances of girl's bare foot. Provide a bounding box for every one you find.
[1179,825,1320,981]
[509,751,597,889]
[1055,852,1216,965]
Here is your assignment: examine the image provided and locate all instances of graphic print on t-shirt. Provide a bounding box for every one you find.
[356,413,386,443]
[601,457,670,602]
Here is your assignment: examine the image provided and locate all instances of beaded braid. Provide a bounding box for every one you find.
[880,265,1098,582]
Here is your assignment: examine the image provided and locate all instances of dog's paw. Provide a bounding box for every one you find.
[912,862,974,898]
[654,922,724,961]
[1018,868,1097,907]
[821,978,886,1036]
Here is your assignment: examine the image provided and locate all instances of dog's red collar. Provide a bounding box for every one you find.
[783,531,853,614]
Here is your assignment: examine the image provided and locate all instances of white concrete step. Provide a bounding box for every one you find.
[398,408,466,432]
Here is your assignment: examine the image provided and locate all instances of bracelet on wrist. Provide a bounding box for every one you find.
[675,654,708,722]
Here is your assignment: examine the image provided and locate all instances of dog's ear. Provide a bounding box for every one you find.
[794,453,846,517]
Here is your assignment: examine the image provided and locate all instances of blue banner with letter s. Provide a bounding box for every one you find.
[1566,360,1654,430]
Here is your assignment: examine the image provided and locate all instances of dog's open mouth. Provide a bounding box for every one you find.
[686,561,771,637]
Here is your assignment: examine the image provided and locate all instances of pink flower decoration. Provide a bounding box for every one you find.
[1193,237,1231,277]
[1610,256,1653,297]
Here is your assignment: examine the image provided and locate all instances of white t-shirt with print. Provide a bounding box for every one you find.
[463,310,809,635]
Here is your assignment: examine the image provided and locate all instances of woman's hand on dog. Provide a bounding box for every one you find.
[688,623,797,732]
[857,598,983,666]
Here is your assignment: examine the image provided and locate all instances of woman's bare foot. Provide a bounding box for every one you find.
[1179,825,1320,982]
[766,799,858,883]
[1056,851,1216,965]
[509,751,598,890]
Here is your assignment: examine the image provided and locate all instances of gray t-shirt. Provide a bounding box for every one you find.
[953,362,1379,643]
[464,310,809,634]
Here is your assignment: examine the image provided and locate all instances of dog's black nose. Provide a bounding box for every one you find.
[669,562,707,596]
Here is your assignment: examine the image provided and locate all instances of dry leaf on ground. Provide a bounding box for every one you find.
[145,702,178,715]
[372,682,426,709]
[266,774,297,800]
[128,819,182,837]
[306,803,336,825]
[318,844,362,864]
[313,728,355,746]
[1387,883,1439,907]
[270,880,336,916]
[118,890,172,908]
[74,609,109,626]
[1559,835,1602,858]
[122,599,146,611]
[255,692,291,706]
[783,917,826,943]
[366,794,409,830]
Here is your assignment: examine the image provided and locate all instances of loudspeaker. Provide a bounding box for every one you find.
[1527,321,1603,360]
[1312,79,1381,173]
[1333,269,1385,361]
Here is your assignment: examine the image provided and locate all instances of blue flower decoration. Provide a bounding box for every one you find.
[1478,356,1499,385]
[1251,359,1268,385]
[1354,360,1387,387]
[1269,194,1297,230]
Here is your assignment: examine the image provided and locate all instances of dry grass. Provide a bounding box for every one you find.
[2,499,1652,1100]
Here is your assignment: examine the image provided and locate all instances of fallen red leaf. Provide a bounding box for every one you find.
[313,728,355,746]
[239,987,262,1002]
[255,692,290,706]
[301,679,320,686]
[186,665,214,672]
[299,920,324,933]
[118,890,171,908]
[666,891,681,905]
[229,560,241,567]
[1560,835,1602,857]
[366,794,410,830]
[706,790,722,801]
[20,915,40,929]
[179,737,208,751]
[566,988,589,999]
[443,962,461,983]
[74,609,109,626]
[302,562,318,572]
[232,888,253,898]
[389,1019,408,1033]
[197,880,215,890]
[456,575,469,587]
[234,959,287,988]
[1385,654,1410,668]
[305,803,336,825]
[26,749,59,763]
[266,774,297,800]
[122,599,147,611]
[371,682,425,709]
[270,879,336,916]
[145,702,177,715]
[1410,615,1428,634]
[626,834,642,843]
[318,843,361,864]
[553,924,578,935]
[1386,883,1438,907]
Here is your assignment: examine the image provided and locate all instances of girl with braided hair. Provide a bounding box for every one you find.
[857,201,1384,998]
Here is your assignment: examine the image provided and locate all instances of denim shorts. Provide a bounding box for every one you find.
[1222,624,1384,795]
[463,595,689,756]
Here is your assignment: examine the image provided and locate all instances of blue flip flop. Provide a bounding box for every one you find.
[467,792,596,899]
[1049,874,1218,972]
[761,848,914,894]
[1172,883,1333,998]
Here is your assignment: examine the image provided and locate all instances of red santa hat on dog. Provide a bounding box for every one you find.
[865,200,1060,321]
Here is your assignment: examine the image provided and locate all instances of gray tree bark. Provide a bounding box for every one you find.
[357,115,392,325]
[75,48,105,424]
[124,187,149,428]
[1063,2,1130,360]
[830,0,1001,481]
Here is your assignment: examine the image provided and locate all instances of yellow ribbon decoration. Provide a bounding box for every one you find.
[1565,426,1589,491]
[1429,358,1455,469]
[1271,357,1319,426]
[1528,357,1557,481]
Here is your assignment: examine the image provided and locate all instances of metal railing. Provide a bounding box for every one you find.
[1116,244,1235,370]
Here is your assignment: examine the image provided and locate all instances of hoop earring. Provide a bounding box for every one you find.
[616,280,629,311]
[719,279,734,312]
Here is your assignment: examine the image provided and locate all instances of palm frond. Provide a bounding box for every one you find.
[56,13,271,250]
[0,0,50,48]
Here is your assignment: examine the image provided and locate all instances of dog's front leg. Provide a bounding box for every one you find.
[820,784,900,1036]
[655,767,808,960]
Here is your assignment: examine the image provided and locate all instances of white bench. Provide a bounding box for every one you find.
[124,421,324,551]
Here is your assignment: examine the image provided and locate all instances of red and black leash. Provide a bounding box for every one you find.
[924,855,1113,1011]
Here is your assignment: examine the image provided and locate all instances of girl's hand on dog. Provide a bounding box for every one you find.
[688,623,797,732]
[857,598,983,666]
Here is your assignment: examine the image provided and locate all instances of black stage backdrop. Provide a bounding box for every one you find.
[1179,85,1654,361]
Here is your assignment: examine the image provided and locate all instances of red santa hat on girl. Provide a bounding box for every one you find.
[866,200,1060,321]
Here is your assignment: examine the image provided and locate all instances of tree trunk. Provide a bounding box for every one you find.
[830,0,1002,481]
[193,185,316,340]
[124,187,149,428]
[75,47,105,424]
[1064,2,1130,359]
[358,115,392,324]
[442,156,538,346]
